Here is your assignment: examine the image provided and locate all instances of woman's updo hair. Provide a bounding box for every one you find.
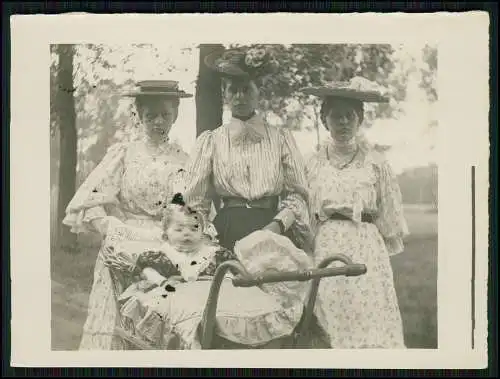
[135,96,180,115]
[319,96,365,130]
[161,193,205,240]
[221,76,262,95]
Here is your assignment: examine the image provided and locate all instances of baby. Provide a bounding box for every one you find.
[142,193,237,285]
[107,194,308,348]
[105,193,241,345]
[113,193,238,303]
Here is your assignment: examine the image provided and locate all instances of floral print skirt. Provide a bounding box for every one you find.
[78,247,127,350]
[78,217,163,350]
[313,220,406,348]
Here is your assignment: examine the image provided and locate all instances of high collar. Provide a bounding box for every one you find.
[230,111,261,124]
[227,112,267,144]
[233,111,257,122]
[327,136,359,156]
[138,121,171,146]
[141,134,172,150]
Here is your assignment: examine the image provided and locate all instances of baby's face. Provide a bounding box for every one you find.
[165,211,203,249]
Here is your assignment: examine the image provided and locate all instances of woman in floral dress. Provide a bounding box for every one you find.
[62,80,193,350]
[300,77,409,348]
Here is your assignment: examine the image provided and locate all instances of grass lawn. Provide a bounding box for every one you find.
[51,206,438,350]
[392,206,438,349]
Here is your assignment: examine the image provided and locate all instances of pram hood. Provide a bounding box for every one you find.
[234,230,315,307]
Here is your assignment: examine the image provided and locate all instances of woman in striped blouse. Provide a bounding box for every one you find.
[181,47,314,253]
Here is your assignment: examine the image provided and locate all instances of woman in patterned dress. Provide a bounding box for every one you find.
[181,47,314,253]
[62,80,193,350]
[300,77,409,348]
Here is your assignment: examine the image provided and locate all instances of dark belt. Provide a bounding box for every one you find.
[221,196,279,210]
[324,212,376,224]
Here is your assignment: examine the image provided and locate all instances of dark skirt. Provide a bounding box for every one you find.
[213,207,276,251]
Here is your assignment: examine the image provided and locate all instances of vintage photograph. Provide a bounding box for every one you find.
[49,42,439,351]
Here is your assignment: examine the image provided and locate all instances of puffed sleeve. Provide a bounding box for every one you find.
[62,143,127,234]
[181,131,218,240]
[273,128,314,252]
[373,154,410,256]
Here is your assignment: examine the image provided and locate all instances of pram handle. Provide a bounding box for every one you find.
[199,254,367,349]
[231,263,366,287]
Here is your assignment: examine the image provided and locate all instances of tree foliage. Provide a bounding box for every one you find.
[51,43,437,213]
[228,43,406,130]
[66,44,196,183]
[50,42,439,252]
[420,44,437,102]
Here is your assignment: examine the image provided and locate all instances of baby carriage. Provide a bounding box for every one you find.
[104,225,367,350]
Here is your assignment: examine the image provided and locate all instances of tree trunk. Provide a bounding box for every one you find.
[55,44,78,250]
[431,165,438,211]
[196,44,225,212]
[50,128,60,249]
[196,44,224,136]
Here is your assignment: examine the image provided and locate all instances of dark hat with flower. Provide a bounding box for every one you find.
[122,80,193,98]
[204,46,278,79]
[300,76,390,103]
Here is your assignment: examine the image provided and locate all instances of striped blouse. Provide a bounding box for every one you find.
[181,114,313,251]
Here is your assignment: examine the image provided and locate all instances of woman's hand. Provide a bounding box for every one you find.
[262,220,283,235]
[337,207,354,219]
[104,250,136,274]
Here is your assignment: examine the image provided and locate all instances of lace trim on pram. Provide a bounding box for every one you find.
[119,280,304,348]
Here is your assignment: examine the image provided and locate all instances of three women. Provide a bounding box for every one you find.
[66,48,409,350]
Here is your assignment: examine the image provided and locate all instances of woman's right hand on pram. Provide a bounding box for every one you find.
[104,247,137,274]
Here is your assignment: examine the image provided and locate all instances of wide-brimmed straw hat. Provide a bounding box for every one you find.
[300,76,390,103]
[122,80,193,98]
[204,46,278,79]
